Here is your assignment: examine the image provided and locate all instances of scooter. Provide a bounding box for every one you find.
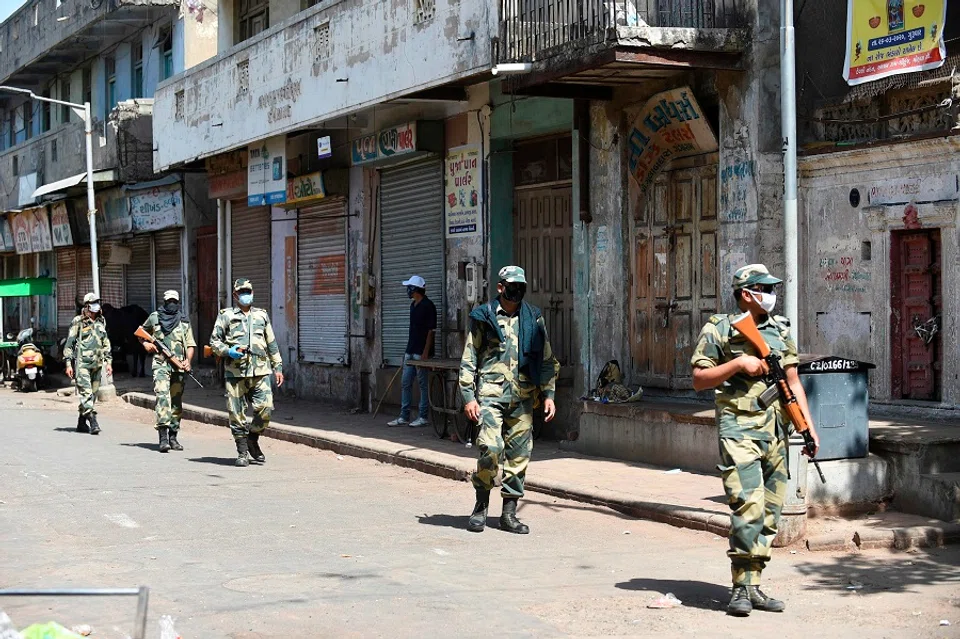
[15,328,45,392]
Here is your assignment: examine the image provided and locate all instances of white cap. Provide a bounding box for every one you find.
[402,275,426,288]
[162,290,180,301]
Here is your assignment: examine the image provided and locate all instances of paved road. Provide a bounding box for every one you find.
[1,390,958,639]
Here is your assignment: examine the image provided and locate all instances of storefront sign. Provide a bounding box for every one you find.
[627,87,718,198]
[285,172,326,207]
[378,122,416,159]
[0,217,14,252]
[95,188,134,237]
[12,212,32,254]
[28,208,53,253]
[317,136,332,159]
[205,150,246,176]
[867,174,959,205]
[248,136,287,206]
[129,185,185,231]
[209,170,247,200]
[50,202,73,247]
[312,255,346,295]
[350,121,441,166]
[444,145,482,237]
[351,134,379,164]
[843,0,947,85]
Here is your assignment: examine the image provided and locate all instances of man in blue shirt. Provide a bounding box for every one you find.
[388,275,437,427]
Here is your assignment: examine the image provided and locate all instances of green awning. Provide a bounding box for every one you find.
[0,277,56,297]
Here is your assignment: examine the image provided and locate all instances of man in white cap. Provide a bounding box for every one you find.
[387,275,437,428]
[138,290,196,453]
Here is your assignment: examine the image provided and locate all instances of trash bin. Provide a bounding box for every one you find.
[797,355,875,461]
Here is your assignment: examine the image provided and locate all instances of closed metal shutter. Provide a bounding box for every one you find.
[77,247,124,307]
[230,200,272,312]
[154,228,183,306]
[56,248,77,335]
[298,198,347,364]
[380,160,444,365]
[125,235,153,312]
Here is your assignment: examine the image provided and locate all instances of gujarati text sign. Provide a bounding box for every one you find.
[445,145,481,237]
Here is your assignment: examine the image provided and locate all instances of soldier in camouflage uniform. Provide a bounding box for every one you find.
[691,264,819,617]
[209,278,284,467]
[459,265,560,534]
[139,290,196,453]
[63,292,113,435]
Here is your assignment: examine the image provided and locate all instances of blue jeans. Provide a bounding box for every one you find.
[400,353,430,420]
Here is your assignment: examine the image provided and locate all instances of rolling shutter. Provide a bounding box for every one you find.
[56,248,77,335]
[380,160,444,365]
[125,235,153,312]
[77,247,124,307]
[297,197,347,364]
[154,228,183,306]
[230,200,272,313]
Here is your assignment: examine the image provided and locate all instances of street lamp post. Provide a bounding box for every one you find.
[0,85,113,397]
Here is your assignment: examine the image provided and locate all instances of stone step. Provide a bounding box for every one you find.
[905,473,960,523]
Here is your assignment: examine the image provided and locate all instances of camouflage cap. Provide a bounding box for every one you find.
[233,278,253,291]
[732,263,782,290]
[82,292,99,304]
[498,265,527,284]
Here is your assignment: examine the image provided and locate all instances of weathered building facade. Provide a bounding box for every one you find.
[0,0,217,350]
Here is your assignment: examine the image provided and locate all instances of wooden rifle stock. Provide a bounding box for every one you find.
[134,325,204,388]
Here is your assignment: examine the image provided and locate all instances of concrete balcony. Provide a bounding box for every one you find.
[494,0,749,98]
[153,0,495,171]
[0,0,177,90]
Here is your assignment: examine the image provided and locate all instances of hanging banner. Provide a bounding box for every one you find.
[50,202,73,247]
[28,207,53,253]
[129,185,185,231]
[843,0,947,86]
[0,217,14,252]
[627,87,718,198]
[248,135,287,206]
[444,145,482,237]
[12,213,32,254]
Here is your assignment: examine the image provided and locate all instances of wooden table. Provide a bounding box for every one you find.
[408,358,476,444]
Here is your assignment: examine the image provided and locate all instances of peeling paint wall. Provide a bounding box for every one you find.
[799,138,960,405]
[155,0,494,170]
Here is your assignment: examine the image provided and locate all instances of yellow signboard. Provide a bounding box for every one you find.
[843,0,947,86]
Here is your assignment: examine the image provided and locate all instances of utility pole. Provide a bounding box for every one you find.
[780,0,799,338]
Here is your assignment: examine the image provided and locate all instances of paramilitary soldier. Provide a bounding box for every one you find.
[459,265,560,534]
[691,264,820,617]
[63,292,113,435]
[139,290,196,453]
[209,278,284,467]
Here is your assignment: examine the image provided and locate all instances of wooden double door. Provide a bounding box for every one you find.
[631,165,719,389]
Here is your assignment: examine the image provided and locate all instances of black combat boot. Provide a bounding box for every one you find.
[499,498,529,534]
[235,438,250,467]
[466,489,490,533]
[247,432,265,463]
[747,586,785,612]
[158,428,171,453]
[168,429,183,451]
[76,413,89,433]
[727,586,753,616]
[88,413,101,435]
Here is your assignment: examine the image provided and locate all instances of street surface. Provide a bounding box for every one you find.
[0,389,958,638]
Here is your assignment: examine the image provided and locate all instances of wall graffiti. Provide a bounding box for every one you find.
[719,159,756,223]
[819,255,871,294]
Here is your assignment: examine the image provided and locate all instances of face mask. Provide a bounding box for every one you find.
[407,286,416,299]
[238,293,254,306]
[163,301,180,314]
[749,291,777,313]
[88,303,101,314]
[501,283,526,303]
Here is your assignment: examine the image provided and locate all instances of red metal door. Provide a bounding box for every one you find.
[891,229,942,400]
[196,226,218,361]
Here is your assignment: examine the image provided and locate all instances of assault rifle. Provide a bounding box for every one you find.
[731,312,826,484]
[134,326,204,388]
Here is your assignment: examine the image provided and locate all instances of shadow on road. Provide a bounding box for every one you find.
[793,551,960,595]
[188,456,243,467]
[417,513,472,530]
[52,427,86,435]
[120,442,162,453]
[614,578,729,611]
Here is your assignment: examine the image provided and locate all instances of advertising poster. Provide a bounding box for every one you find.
[28,208,53,253]
[248,136,287,206]
[50,202,73,247]
[843,0,947,85]
[444,145,482,238]
[12,212,32,254]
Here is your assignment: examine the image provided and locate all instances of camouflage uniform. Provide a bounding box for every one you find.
[63,314,112,417]
[459,301,560,499]
[142,311,196,433]
[209,296,283,441]
[691,302,798,588]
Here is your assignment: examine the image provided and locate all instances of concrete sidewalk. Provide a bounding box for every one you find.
[109,383,959,550]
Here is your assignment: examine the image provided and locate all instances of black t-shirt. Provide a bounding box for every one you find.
[406,297,437,356]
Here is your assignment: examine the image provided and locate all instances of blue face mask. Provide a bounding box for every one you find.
[238,293,254,306]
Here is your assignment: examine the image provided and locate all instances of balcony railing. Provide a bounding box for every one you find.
[496,0,745,63]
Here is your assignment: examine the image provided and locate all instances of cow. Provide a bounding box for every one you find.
[101,303,150,377]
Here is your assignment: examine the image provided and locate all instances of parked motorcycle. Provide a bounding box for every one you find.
[14,328,45,392]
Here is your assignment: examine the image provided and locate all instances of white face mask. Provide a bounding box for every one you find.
[749,291,777,314]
